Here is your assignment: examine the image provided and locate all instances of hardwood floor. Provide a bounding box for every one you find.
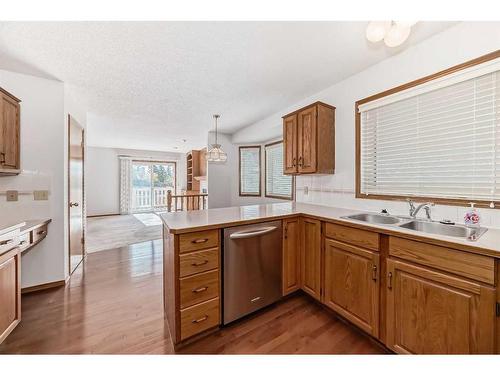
[0,239,385,354]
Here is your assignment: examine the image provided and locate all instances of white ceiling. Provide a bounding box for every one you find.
[0,21,455,152]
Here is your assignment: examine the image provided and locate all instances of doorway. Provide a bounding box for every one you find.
[131,160,176,213]
[68,115,85,275]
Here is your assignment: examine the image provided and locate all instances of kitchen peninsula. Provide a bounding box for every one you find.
[161,202,500,354]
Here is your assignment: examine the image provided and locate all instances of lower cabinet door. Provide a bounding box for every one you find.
[300,217,321,300]
[283,218,300,295]
[386,259,495,354]
[0,247,21,344]
[323,239,380,337]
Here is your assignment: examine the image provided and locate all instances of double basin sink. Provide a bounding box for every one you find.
[342,213,487,241]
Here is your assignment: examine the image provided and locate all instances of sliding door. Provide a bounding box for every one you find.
[131,161,176,212]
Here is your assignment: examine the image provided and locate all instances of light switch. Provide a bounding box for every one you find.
[6,190,18,201]
[34,190,49,200]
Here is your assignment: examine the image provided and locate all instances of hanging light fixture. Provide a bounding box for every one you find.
[206,114,227,163]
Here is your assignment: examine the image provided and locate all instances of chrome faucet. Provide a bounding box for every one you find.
[407,199,434,220]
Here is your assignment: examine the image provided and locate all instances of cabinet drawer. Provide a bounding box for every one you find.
[32,224,48,244]
[18,232,30,252]
[179,248,219,277]
[179,230,219,253]
[388,236,495,285]
[180,297,220,341]
[325,223,379,251]
[0,231,20,256]
[179,269,219,309]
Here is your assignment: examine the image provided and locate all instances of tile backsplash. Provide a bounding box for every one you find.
[296,175,500,229]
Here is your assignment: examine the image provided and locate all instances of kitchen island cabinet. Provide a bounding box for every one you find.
[161,202,500,353]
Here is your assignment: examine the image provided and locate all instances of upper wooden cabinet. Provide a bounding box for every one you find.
[0,88,21,175]
[282,101,335,175]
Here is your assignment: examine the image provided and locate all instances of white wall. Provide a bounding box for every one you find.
[0,69,67,288]
[232,22,500,227]
[86,146,187,216]
[207,131,288,208]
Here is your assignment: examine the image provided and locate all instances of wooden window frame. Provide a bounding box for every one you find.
[264,140,295,201]
[239,145,262,197]
[355,50,500,209]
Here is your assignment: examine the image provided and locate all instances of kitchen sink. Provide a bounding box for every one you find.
[399,220,488,240]
[343,213,402,225]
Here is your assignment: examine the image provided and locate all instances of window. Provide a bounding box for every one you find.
[357,53,500,207]
[265,141,293,200]
[239,146,261,196]
[131,161,176,212]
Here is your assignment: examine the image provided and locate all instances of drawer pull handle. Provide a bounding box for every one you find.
[192,315,208,324]
[372,265,378,281]
[0,239,14,246]
[37,230,47,236]
[192,286,208,293]
[191,238,209,244]
[191,260,209,267]
[20,240,27,245]
[388,272,393,290]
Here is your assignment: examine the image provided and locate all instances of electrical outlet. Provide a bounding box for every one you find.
[6,190,18,201]
[33,190,49,201]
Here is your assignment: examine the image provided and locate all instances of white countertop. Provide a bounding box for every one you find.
[0,221,26,237]
[160,202,500,258]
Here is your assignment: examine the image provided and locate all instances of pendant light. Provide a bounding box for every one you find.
[206,114,227,163]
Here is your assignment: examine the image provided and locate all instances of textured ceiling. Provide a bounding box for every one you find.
[0,21,455,152]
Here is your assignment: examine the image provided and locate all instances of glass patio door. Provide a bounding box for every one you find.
[131,161,176,212]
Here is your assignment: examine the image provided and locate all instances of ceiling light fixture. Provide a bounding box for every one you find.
[366,21,418,47]
[206,114,227,163]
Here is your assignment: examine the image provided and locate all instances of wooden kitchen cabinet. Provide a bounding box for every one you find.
[323,238,380,337]
[0,88,21,175]
[300,217,322,300]
[386,258,495,354]
[282,217,300,295]
[283,114,297,174]
[0,247,21,344]
[282,101,335,175]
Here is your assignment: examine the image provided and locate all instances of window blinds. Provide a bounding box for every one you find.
[239,147,261,195]
[266,142,292,199]
[360,67,500,202]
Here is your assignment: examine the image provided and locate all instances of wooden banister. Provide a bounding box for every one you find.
[167,190,208,212]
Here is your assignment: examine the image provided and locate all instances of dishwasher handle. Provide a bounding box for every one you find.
[229,226,278,239]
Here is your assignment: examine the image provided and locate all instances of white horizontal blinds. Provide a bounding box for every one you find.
[360,68,500,201]
[266,142,292,198]
[240,147,260,195]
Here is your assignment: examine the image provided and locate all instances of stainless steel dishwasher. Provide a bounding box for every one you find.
[223,220,282,324]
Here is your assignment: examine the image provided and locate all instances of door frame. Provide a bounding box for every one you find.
[67,114,85,276]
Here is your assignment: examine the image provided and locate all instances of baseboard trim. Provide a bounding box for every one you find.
[87,213,120,218]
[21,279,66,294]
